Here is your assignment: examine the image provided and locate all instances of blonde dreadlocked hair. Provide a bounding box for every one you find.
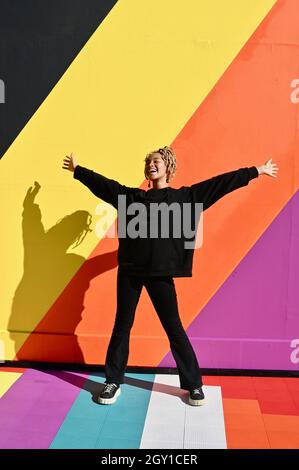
[144,146,177,187]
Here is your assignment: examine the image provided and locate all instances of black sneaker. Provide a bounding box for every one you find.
[98,383,121,405]
[188,386,205,406]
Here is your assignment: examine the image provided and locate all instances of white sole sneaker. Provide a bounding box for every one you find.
[188,396,205,406]
[98,387,121,405]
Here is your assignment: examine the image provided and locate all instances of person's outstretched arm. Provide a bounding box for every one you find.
[22,181,45,247]
[62,153,127,209]
[190,158,279,211]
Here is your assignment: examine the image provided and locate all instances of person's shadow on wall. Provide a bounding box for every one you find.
[7,181,118,362]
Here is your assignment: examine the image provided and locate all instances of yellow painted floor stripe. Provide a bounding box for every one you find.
[0,0,276,358]
[0,372,23,399]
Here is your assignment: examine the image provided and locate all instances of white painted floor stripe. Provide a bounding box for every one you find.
[140,374,227,449]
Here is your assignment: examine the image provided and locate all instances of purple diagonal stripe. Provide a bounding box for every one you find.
[160,191,299,371]
[0,369,87,448]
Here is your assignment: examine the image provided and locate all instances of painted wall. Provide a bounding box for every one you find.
[0,0,298,370]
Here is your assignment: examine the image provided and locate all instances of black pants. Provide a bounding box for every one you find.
[104,268,203,390]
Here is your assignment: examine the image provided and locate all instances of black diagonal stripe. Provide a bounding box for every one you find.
[0,0,118,159]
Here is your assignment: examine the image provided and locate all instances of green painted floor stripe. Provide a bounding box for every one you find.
[50,372,155,449]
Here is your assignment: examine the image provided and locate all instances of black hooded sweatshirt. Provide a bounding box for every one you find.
[73,165,259,277]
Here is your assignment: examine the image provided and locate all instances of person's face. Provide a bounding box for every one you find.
[145,152,168,182]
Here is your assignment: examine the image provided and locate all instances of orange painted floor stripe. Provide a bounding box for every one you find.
[262,415,299,449]
[212,376,299,449]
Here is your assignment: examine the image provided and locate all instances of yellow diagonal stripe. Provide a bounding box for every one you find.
[0,0,276,358]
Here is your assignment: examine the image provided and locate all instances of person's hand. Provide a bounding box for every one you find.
[62,152,78,172]
[257,158,279,177]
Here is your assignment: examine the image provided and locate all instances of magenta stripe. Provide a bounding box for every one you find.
[0,369,87,448]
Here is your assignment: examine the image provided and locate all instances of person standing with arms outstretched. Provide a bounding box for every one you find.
[63,147,278,406]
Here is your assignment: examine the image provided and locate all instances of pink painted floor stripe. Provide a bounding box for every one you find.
[0,368,87,449]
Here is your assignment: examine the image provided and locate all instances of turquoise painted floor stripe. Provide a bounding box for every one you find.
[50,372,155,449]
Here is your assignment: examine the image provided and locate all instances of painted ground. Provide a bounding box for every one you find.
[0,367,298,449]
